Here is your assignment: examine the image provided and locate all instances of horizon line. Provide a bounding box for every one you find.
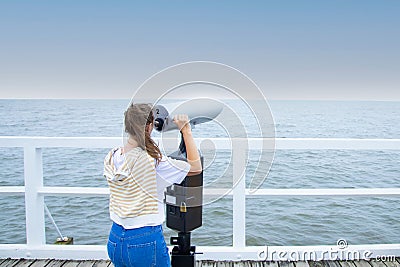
[1,97,400,102]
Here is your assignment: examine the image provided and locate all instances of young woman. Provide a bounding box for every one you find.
[103,103,201,267]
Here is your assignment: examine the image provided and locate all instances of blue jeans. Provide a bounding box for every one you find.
[107,222,171,267]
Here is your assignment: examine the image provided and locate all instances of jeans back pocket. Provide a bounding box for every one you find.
[127,241,156,267]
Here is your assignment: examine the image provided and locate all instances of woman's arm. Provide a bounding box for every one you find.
[173,114,202,176]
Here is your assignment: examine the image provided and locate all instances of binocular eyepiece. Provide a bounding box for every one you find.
[154,118,164,131]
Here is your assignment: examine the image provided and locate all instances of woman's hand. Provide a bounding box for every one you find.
[173,114,191,133]
[172,114,201,175]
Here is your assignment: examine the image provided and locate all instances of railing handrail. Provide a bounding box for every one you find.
[1,136,400,149]
[2,186,400,197]
[0,136,399,260]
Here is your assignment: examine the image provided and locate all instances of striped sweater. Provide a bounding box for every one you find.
[103,147,159,219]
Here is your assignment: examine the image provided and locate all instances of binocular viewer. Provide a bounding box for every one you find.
[152,98,223,133]
[152,98,223,267]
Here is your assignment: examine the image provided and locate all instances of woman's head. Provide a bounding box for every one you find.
[124,103,161,162]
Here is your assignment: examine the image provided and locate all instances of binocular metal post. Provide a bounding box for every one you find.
[170,232,196,266]
[166,135,203,267]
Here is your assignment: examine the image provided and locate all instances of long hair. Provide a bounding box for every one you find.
[124,103,162,164]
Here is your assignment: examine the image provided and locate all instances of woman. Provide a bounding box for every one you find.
[103,103,201,267]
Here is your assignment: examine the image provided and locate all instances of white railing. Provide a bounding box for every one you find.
[0,136,399,261]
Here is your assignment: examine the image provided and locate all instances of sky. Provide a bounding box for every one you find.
[0,0,399,100]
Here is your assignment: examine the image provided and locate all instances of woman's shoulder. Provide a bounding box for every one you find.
[125,147,157,168]
[124,147,145,157]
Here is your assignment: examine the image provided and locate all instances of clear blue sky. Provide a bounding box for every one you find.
[1,1,399,100]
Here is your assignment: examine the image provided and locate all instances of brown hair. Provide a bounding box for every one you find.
[124,103,162,164]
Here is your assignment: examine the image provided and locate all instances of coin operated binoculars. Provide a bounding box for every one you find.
[153,99,223,267]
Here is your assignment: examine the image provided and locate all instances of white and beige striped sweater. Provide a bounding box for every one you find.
[103,147,159,219]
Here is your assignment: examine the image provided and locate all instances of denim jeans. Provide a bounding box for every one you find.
[107,222,171,267]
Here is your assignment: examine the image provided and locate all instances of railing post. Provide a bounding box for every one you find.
[24,146,45,247]
[232,139,246,250]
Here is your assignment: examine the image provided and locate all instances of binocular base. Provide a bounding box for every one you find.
[170,232,196,267]
[171,246,196,267]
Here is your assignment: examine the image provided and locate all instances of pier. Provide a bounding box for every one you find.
[0,137,399,264]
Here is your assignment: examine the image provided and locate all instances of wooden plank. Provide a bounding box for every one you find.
[0,260,9,267]
[244,261,257,267]
[252,261,276,267]
[246,262,258,267]
[17,259,38,267]
[308,261,326,267]
[92,261,111,267]
[368,260,388,267]
[215,261,229,267]
[197,260,215,267]
[60,261,81,267]
[6,259,29,267]
[324,261,342,267]
[352,260,372,267]
[279,261,296,267]
[30,259,52,267]
[294,261,310,267]
[196,261,279,267]
[322,260,341,267]
[77,261,96,267]
[0,259,20,267]
[381,260,400,267]
[45,260,67,267]
[7,259,31,267]
[337,261,356,267]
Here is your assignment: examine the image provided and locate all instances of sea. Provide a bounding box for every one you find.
[0,99,399,247]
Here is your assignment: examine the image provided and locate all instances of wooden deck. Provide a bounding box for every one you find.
[0,259,399,267]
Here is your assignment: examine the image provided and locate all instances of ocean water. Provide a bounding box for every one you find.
[0,99,399,247]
